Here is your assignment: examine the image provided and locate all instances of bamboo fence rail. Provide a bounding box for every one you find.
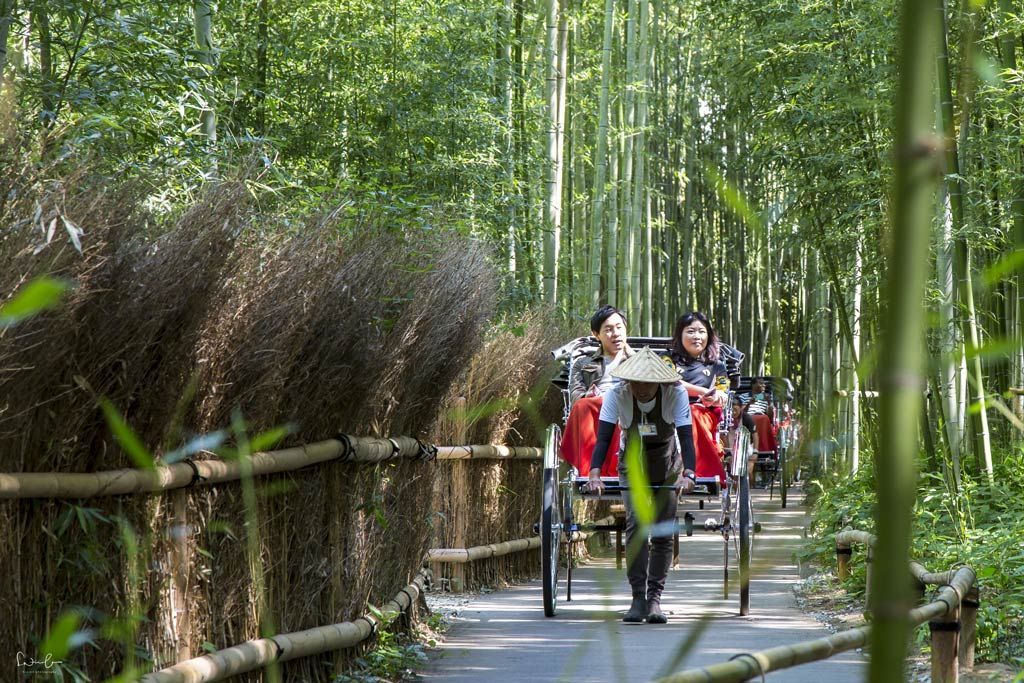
[0,437,541,499]
[141,570,428,683]
[836,528,979,677]
[427,537,540,563]
[654,559,977,683]
[424,514,616,563]
[434,445,543,460]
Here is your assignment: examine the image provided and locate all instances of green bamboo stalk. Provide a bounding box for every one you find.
[936,0,993,479]
[502,0,518,276]
[194,0,217,144]
[0,0,14,83]
[997,0,1024,418]
[851,242,863,472]
[632,0,649,332]
[589,0,615,306]
[542,0,561,304]
[554,7,568,307]
[618,0,638,306]
[870,1,940,680]
[607,96,620,306]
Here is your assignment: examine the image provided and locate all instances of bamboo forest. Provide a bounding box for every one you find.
[1,0,1023,681]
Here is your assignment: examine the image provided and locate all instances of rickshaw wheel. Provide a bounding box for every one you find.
[541,425,562,617]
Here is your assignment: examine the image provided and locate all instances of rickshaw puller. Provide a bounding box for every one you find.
[585,347,696,624]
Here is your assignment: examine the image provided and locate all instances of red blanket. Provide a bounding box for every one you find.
[692,404,727,482]
[752,413,778,453]
[559,396,621,476]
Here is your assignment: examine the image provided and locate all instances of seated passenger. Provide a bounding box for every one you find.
[670,311,751,483]
[568,305,631,402]
[739,378,778,482]
[559,305,632,476]
[730,399,761,488]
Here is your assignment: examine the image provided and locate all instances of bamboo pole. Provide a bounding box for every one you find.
[426,537,540,563]
[443,399,470,591]
[143,571,427,683]
[541,0,560,303]
[434,445,543,460]
[193,0,217,145]
[836,544,852,581]
[838,531,962,588]
[872,0,942,677]
[930,597,960,683]
[655,568,976,683]
[170,491,192,663]
[589,0,615,305]
[959,586,978,669]
[425,515,615,565]
[0,439,537,499]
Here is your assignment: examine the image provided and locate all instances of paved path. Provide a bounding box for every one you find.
[421,487,867,682]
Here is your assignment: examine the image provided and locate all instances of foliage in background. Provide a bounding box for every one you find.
[801,447,1024,666]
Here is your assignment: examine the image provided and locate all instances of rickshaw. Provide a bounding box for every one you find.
[732,376,796,508]
[540,336,759,618]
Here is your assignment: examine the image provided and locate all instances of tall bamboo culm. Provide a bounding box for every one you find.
[589,0,615,307]
[869,1,940,680]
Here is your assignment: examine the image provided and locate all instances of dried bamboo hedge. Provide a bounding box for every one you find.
[0,153,564,681]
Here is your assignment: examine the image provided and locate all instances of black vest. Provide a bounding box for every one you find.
[623,387,681,484]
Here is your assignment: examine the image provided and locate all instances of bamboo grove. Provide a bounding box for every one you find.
[2,0,1024,674]
[1,0,1022,541]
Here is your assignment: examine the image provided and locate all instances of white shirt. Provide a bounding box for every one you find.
[590,353,624,396]
[740,392,771,416]
[599,382,692,429]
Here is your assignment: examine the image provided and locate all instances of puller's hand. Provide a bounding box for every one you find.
[586,468,604,493]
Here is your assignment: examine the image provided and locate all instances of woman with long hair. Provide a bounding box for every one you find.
[670,311,729,482]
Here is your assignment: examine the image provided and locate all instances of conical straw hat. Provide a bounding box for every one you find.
[610,347,679,383]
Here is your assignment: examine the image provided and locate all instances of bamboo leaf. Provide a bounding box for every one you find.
[40,612,83,661]
[0,277,72,329]
[703,164,764,236]
[980,248,1024,288]
[624,432,653,526]
[973,53,1000,85]
[965,337,1019,361]
[248,424,296,453]
[163,431,228,464]
[655,615,713,678]
[100,399,155,471]
[62,215,84,253]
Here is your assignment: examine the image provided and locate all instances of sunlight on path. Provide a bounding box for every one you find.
[420,488,866,682]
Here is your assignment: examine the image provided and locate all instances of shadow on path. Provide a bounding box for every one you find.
[420,487,866,682]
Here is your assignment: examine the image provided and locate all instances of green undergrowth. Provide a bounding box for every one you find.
[333,613,446,683]
[800,447,1024,667]
[333,633,427,683]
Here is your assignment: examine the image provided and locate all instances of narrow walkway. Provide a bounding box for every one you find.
[421,487,866,682]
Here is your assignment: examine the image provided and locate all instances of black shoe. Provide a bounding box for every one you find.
[623,596,648,623]
[646,599,667,624]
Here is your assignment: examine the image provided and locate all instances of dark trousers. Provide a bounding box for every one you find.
[618,461,678,601]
